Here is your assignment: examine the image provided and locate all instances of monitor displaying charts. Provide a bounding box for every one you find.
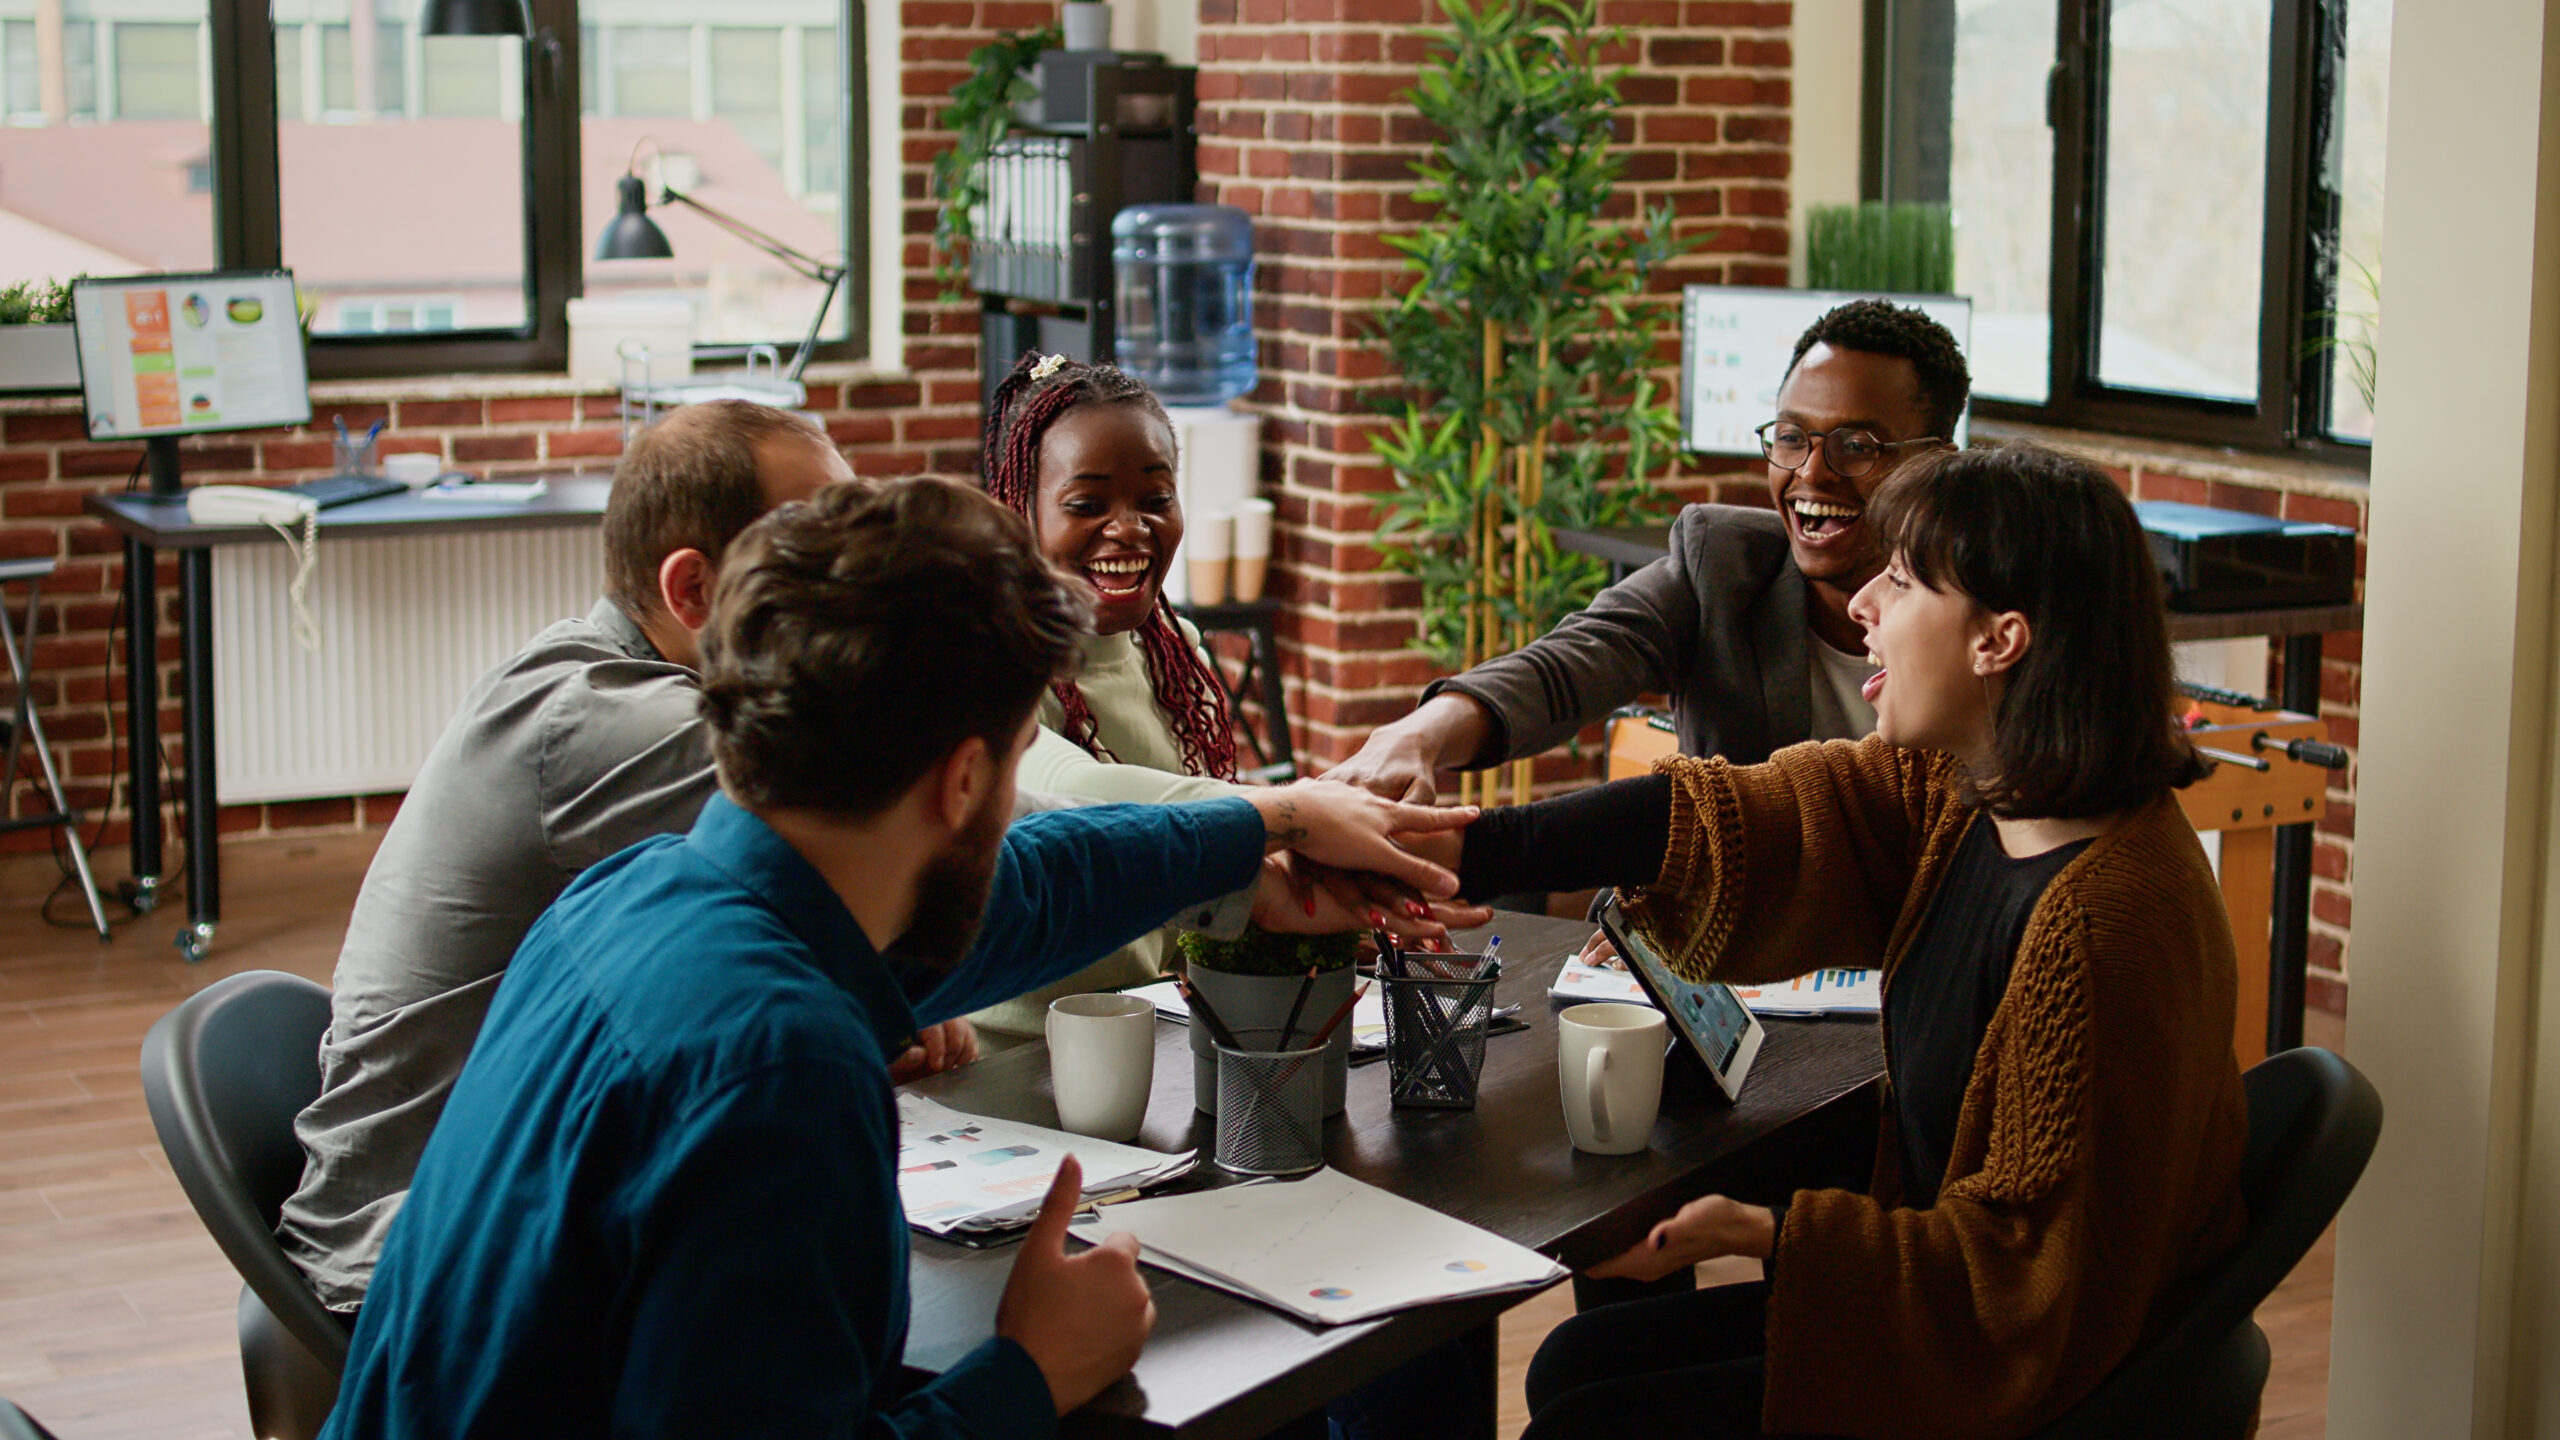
[1681,285,1972,456]
[71,271,311,440]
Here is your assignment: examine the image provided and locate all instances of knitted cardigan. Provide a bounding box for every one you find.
[1622,738,2251,1440]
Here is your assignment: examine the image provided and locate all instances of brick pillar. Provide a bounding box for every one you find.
[1196,0,1797,773]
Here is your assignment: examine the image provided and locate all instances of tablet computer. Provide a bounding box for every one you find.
[1595,890,1764,1102]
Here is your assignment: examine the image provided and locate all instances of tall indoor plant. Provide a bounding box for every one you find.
[1371,0,1687,807]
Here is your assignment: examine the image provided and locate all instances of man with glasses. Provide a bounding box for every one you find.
[1327,298,1970,800]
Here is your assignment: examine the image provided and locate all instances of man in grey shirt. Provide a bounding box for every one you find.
[276,401,955,1312]
[1325,299,1971,801]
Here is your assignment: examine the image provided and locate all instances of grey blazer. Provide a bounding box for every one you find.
[1425,503,1822,767]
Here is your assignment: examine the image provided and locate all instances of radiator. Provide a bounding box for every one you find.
[213,529,606,805]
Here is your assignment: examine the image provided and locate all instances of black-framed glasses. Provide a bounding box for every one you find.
[1754,421,1943,479]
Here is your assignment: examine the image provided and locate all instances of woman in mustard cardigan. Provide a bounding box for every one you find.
[1444,441,2250,1439]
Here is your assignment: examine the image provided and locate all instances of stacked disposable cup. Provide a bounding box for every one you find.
[1189,512,1233,605]
[1233,498,1274,602]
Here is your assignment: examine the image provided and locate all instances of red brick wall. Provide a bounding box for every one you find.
[0,371,969,859]
[1193,0,1789,780]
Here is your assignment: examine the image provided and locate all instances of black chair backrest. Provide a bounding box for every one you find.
[140,970,350,1371]
[2030,1046,2382,1439]
[0,1399,62,1440]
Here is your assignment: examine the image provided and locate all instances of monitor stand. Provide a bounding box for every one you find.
[144,435,184,501]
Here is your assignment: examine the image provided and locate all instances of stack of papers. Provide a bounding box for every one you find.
[1549,957,1882,1017]
[895,1094,1194,1237]
[1086,1167,1566,1325]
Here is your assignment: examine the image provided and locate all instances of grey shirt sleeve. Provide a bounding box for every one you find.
[1426,550,1698,767]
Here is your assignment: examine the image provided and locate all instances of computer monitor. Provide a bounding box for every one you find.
[1681,284,1971,456]
[71,270,311,495]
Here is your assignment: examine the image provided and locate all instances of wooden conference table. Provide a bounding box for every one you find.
[899,912,1886,1439]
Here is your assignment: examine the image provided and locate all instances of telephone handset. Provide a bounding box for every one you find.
[186,484,317,525]
[185,486,322,651]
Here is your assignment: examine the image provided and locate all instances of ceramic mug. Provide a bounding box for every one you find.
[1557,1003,1667,1155]
[1048,993,1156,1142]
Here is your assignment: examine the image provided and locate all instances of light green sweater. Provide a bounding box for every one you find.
[971,623,1250,1037]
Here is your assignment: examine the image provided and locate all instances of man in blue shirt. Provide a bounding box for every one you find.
[320,476,1475,1439]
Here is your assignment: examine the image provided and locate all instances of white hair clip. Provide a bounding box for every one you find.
[1029,352,1067,381]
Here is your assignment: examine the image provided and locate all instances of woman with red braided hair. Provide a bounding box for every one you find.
[967,351,1261,1042]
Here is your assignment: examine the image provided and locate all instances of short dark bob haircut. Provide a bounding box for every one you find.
[1868,440,2208,818]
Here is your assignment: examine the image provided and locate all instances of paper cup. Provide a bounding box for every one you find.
[1188,511,1233,606]
[1233,498,1274,601]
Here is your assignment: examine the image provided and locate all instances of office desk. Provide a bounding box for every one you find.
[900,912,1886,1439]
[1554,522,2360,1056]
[83,476,612,959]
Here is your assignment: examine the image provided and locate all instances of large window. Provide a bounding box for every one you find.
[0,0,213,295]
[579,1,855,352]
[1872,0,2386,455]
[0,0,866,375]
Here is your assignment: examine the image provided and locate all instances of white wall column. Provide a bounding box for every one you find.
[2329,0,2560,1434]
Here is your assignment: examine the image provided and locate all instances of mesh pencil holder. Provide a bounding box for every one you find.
[1213,1029,1329,1176]
[1379,954,1500,1109]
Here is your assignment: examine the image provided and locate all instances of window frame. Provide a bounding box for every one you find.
[204,0,867,379]
[1865,0,2367,465]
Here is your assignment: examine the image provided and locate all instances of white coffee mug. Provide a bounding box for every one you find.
[1557,1003,1667,1155]
[1048,993,1156,1142]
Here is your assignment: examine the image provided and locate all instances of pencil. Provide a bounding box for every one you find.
[1304,981,1370,1050]
[1176,976,1243,1052]
[1278,964,1318,1051]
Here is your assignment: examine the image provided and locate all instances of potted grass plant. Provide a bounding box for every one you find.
[1174,927,1362,1116]
[0,276,83,394]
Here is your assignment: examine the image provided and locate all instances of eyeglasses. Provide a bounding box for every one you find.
[1754,421,1943,479]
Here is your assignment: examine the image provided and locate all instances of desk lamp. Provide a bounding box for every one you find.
[596,144,850,385]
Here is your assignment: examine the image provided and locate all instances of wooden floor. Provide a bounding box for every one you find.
[0,831,2343,1439]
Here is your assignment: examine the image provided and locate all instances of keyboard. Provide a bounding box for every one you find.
[286,474,409,509]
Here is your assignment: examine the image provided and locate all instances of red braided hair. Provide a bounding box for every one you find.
[980,351,1239,781]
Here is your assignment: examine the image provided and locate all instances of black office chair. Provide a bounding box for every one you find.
[0,1399,63,1440]
[141,970,350,1440]
[2026,1046,2382,1440]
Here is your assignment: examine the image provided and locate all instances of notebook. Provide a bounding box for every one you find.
[1084,1167,1566,1325]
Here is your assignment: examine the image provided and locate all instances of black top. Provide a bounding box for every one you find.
[1456,773,2092,1213]
[1888,818,2089,1204]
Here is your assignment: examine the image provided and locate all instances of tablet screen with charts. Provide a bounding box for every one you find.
[1595,890,1764,1102]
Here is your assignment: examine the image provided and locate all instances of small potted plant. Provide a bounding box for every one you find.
[1175,927,1362,1117]
[0,276,82,394]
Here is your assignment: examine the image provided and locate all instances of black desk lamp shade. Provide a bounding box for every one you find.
[419,0,526,36]
[597,175,674,260]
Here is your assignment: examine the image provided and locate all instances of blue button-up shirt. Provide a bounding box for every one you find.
[319,791,1266,1440]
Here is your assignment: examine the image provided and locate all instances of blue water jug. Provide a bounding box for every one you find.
[1112,204,1257,406]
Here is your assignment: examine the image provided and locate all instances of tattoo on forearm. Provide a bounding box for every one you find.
[1264,799,1310,846]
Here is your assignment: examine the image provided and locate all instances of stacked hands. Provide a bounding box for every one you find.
[988,777,1761,1415]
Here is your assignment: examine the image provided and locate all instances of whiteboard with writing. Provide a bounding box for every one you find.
[1681,285,1973,456]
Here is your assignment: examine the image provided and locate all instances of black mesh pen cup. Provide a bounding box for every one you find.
[1379,953,1500,1109]
[1213,1029,1328,1176]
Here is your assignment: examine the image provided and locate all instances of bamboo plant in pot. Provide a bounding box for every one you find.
[1174,928,1363,1117]
[1372,0,1687,808]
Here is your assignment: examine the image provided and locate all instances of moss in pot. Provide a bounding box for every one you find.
[1175,928,1361,1117]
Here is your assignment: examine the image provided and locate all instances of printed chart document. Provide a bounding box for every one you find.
[1089,1168,1566,1325]
[1550,957,1881,1017]
[895,1094,1193,1237]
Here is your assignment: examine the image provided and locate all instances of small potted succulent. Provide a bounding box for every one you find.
[1175,927,1362,1117]
[0,276,82,394]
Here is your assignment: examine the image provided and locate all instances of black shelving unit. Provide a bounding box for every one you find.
[974,52,1197,407]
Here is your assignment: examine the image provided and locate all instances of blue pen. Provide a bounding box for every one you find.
[1481,935,1503,965]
